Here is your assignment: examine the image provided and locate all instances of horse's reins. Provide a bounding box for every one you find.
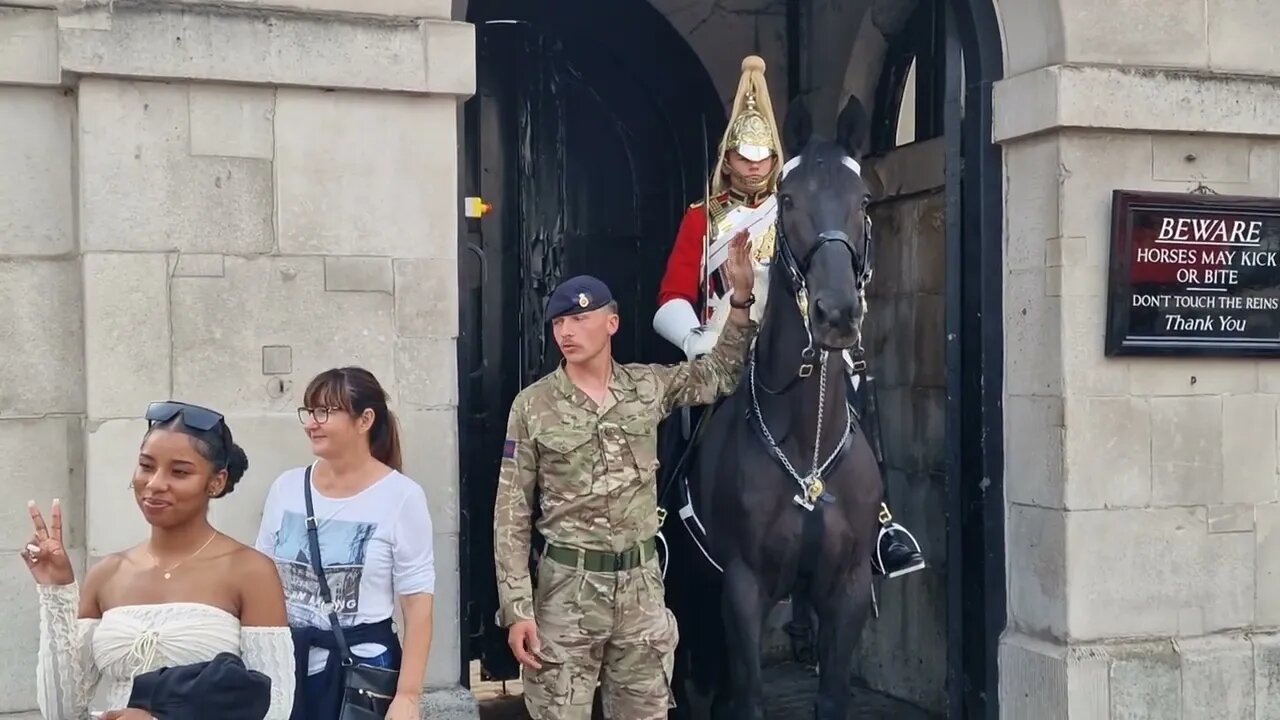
[747,152,874,511]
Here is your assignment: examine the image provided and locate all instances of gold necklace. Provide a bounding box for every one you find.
[149,531,218,580]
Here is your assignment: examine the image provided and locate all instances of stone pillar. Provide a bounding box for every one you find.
[995,0,1280,711]
[0,16,85,709]
[0,1,475,716]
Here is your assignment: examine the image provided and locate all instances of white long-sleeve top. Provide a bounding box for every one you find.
[35,582,295,719]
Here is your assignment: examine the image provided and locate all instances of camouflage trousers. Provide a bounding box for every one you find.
[522,550,679,720]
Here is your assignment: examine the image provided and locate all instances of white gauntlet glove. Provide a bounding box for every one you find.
[654,299,715,361]
[682,329,717,360]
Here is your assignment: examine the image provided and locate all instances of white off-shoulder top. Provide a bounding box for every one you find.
[34,583,295,720]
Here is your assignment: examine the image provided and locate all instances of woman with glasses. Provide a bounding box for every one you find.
[254,367,436,720]
[24,401,296,719]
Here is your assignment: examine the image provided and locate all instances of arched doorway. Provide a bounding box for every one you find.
[932,2,1005,717]
[452,0,1006,716]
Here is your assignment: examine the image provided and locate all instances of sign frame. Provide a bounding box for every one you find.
[1105,188,1280,358]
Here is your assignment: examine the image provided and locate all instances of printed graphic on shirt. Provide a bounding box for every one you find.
[272,510,378,626]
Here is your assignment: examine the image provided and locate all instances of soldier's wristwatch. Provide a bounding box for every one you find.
[729,293,756,309]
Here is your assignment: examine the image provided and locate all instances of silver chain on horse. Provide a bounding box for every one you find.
[749,342,854,512]
[747,212,869,512]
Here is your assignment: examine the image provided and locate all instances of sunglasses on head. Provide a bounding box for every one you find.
[145,401,226,432]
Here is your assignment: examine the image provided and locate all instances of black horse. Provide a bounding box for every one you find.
[659,95,881,720]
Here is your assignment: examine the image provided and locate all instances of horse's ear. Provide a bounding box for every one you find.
[782,97,812,157]
[835,95,869,161]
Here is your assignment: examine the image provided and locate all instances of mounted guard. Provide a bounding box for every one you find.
[652,55,925,581]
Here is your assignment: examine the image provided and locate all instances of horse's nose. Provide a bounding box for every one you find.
[812,296,853,329]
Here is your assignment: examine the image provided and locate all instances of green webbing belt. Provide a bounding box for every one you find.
[544,537,657,572]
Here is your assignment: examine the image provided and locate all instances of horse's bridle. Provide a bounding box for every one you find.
[760,169,875,386]
[774,200,874,299]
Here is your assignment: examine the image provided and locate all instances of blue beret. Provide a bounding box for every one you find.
[547,275,613,320]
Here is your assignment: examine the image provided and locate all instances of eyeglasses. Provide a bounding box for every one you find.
[146,401,226,432]
[297,406,342,425]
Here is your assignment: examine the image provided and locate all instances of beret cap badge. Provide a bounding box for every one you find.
[546,275,612,321]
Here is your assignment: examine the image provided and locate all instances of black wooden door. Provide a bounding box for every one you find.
[458,9,721,684]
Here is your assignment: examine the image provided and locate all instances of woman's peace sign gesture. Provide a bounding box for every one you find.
[22,499,74,586]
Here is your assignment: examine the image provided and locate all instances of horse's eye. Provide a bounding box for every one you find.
[780,194,794,209]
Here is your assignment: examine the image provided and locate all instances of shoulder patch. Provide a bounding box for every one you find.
[502,439,517,459]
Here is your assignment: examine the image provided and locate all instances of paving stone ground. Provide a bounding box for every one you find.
[471,660,939,720]
[0,662,935,720]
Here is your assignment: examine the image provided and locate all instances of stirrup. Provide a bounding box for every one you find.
[872,522,926,579]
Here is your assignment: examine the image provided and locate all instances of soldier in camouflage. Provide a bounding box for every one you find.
[493,232,758,719]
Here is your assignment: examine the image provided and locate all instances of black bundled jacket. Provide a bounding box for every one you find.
[126,652,272,720]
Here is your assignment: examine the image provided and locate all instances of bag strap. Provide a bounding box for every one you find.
[303,463,355,666]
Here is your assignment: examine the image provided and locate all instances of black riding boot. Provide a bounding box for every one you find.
[871,504,926,578]
[844,359,927,579]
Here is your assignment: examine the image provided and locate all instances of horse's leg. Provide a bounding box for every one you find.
[811,563,874,720]
[708,621,734,720]
[721,559,768,720]
[784,591,818,665]
[669,640,716,720]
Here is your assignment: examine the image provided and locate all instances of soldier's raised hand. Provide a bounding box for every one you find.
[21,499,74,586]
[724,229,756,302]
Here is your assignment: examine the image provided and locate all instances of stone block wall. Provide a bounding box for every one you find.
[995,0,1280,713]
[1001,125,1280,719]
[0,1,473,714]
[0,76,89,715]
[853,139,948,714]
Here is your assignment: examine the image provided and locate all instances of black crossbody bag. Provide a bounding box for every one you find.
[303,465,401,719]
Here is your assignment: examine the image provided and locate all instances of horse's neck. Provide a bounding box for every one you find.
[756,270,851,447]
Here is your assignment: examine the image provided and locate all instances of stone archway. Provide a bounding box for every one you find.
[448,1,1097,718]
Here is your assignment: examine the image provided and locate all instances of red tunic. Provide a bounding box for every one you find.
[658,189,772,315]
[657,202,710,311]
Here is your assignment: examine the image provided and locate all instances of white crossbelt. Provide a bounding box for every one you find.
[704,196,777,276]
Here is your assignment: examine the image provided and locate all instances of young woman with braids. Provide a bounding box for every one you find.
[23,401,296,719]
[255,367,436,720]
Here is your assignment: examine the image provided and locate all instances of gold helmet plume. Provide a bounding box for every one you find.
[711,55,784,195]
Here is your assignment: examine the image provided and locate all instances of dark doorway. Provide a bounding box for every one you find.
[866,0,1007,716]
[456,0,724,688]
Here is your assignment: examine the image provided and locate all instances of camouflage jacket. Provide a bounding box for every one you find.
[493,317,758,626]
